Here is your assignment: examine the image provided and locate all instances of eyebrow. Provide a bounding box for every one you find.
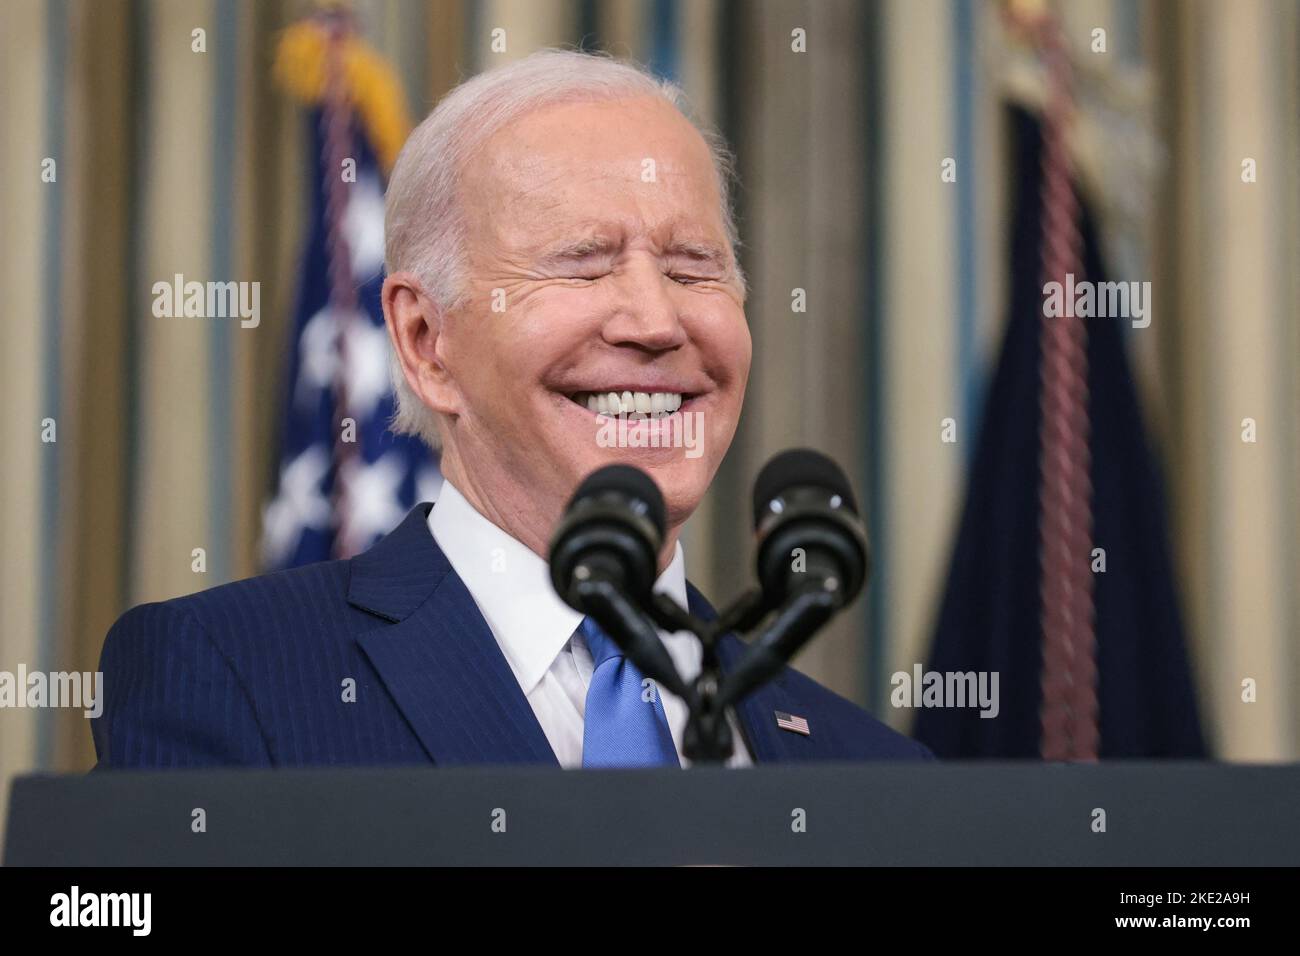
[662,238,730,266]
[535,235,731,268]
[536,236,620,268]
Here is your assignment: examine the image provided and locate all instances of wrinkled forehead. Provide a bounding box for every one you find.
[458,96,728,255]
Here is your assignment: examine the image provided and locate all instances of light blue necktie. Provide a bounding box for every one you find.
[580,617,681,768]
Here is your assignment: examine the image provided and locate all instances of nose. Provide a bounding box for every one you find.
[601,257,687,353]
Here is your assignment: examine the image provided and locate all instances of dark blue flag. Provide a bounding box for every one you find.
[913,107,1206,758]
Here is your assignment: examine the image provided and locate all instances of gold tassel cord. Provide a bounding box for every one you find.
[272,18,412,174]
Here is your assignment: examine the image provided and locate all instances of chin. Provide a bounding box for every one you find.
[566,447,705,522]
[639,459,710,525]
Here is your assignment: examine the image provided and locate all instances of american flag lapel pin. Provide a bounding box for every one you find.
[775,711,810,736]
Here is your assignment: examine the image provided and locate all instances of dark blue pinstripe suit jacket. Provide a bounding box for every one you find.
[92,503,932,768]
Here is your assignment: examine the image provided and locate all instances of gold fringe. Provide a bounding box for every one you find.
[273,19,412,174]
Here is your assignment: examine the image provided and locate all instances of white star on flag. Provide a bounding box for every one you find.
[261,445,333,567]
[337,450,409,555]
[343,319,395,422]
[343,170,386,281]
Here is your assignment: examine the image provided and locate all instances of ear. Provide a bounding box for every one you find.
[381,271,461,416]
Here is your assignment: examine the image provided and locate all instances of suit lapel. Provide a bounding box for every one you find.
[348,505,558,767]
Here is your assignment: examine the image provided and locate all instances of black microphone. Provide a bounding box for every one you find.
[752,448,870,609]
[716,449,870,709]
[548,465,689,700]
[550,464,665,605]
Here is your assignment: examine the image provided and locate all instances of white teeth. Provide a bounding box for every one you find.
[572,391,685,416]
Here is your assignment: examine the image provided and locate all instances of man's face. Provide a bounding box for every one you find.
[436,95,751,540]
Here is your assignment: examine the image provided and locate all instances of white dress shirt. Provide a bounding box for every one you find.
[428,480,753,768]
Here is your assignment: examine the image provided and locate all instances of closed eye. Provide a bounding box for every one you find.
[664,244,729,286]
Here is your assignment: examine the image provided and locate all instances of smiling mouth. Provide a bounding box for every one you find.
[565,390,692,417]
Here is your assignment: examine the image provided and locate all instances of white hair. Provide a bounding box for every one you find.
[383,47,746,448]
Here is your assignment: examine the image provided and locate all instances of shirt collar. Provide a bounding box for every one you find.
[428,479,688,695]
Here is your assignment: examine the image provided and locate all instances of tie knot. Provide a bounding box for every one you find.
[580,617,622,669]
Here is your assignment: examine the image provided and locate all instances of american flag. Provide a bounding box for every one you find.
[775,711,811,736]
[261,18,439,570]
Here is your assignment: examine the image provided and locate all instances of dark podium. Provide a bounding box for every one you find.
[5,762,1297,866]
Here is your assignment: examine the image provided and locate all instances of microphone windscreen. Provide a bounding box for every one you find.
[570,464,666,537]
[752,448,859,529]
